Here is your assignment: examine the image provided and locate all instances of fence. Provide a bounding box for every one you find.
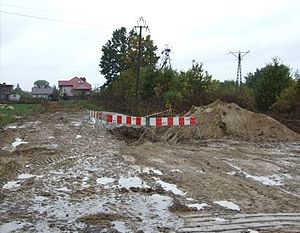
[89,110,196,127]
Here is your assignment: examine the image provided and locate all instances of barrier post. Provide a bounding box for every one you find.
[53,103,57,114]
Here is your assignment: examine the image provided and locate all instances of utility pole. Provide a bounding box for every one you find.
[134,17,149,115]
[229,50,250,92]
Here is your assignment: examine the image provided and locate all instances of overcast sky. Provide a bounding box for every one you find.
[1,0,300,91]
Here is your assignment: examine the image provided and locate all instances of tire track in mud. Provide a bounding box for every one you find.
[178,212,300,232]
[0,112,91,187]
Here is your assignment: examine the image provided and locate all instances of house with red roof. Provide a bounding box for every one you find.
[58,77,92,99]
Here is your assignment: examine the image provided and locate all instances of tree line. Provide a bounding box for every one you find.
[94,27,299,116]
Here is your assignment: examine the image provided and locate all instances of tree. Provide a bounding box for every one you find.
[180,61,216,105]
[51,85,60,101]
[13,83,31,99]
[34,80,50,88]
[217,80,237,95]
[245,57,292,111]
[99,27,159,89]
[99,27,129,88]
[123,34,159,72]
[272,73,300,112]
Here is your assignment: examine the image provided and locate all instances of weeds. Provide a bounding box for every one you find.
[0,103,38,128]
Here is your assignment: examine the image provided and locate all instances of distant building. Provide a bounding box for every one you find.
[0,83,14,101]
[58,77,92,99]
[9,93,21,101]
[32,87,54,99]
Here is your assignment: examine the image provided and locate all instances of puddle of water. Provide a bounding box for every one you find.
[170,168,182,173]
[188,203,208,210]
[32,196,49,202]
[5,125,18,130]
[245,173,283,186]
[118,176,149,189]
[18,174,35,179]
[247,229,259,233]
[11,137,28,150]
[131,165,163,175]
[215,217,228,222]
[153,177,185,196]
[55,187,71,192]
[226,162,286,186]
[113,221,127,232]
[71,121,82,127]
[75,135,82,139]
[227,171,237,176]
[4,121,41,130]
[29,191,183,232]
[2,181,21,189]
[0,221,28,233]
[96,177,115,185]
[214,200,241,211]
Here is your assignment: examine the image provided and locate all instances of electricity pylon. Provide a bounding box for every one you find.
[229,50,250,92]
[160,44,172,69]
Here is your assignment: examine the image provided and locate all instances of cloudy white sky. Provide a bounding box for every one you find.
[1,0,300,91]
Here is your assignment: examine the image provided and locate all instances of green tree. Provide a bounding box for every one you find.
[123,34,159,72]
[272,73,300,112]
[34,80,50,88]
[139,67,159,100]
[99,27,159,89]
[216,80,236,95]
[180,61,216,105]
[13,83,31,99]
[154,68,180,109]
[99,27,129,88]
[245,57,292,111]
[51,85,60,101]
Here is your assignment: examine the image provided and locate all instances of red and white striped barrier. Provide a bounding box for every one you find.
[106,114,147,126]
[149,117,195,126]
[89,111,147,126]
[89,111,196,127]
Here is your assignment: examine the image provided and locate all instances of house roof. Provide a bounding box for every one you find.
[58,77,92,90]
[0,83,13,94]
[32,87,54,95]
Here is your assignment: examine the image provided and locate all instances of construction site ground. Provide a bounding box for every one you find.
[0,105,300,232]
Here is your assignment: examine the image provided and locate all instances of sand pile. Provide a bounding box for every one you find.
[162,100,300,142]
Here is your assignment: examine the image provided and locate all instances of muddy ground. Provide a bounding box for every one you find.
[0,109,300,232]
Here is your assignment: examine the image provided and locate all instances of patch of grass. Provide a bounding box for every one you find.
[0,103,38,128]
[57,100,104,112]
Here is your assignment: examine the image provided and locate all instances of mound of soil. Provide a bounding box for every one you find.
[162,100,300,142]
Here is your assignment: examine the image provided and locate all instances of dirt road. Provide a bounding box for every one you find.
[0,110,299,232]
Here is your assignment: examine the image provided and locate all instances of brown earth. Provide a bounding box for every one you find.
[0,102,300,232]
[159,100,300,143]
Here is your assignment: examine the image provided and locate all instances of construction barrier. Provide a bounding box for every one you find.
[89,111,196,127]
[149,117,195,126]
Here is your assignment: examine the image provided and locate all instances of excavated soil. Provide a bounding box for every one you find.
[160,100,300,143]
[0,102,300,232]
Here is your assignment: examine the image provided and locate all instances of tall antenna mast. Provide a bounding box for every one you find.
[229,50,250,91]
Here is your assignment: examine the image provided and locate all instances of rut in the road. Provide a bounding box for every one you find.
[177,212,300,232]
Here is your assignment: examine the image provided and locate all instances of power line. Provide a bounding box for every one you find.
[0,10,112,28]
[0,3,109,20]
[1,63,96,71]
[1,3,75,16]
